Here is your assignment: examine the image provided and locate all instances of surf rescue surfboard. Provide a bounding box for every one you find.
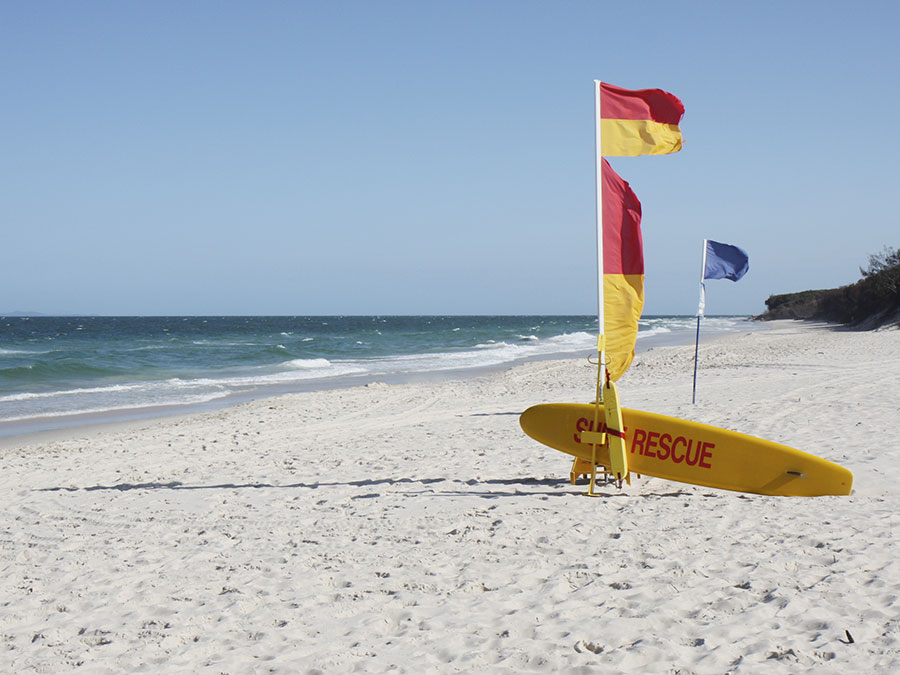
[520,403,852,496]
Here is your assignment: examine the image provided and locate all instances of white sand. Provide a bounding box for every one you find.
[1,320,898,673]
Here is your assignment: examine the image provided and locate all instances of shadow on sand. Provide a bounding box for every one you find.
[38,475,695,500]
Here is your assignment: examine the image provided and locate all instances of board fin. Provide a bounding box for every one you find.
[603,380,630,486]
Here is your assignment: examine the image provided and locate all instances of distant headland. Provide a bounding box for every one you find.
[756,246,900,329]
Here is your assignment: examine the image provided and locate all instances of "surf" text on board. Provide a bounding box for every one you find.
[574,417,714,469]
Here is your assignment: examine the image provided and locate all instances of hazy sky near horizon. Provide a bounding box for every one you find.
[3,1,898,316]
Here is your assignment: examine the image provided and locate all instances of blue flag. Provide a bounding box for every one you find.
[704,240,749,282]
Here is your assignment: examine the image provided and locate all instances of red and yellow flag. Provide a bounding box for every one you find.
[601,158,644,381]
[600,82,685,156]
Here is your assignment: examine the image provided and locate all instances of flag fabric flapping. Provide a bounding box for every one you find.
[600,82,685,156]
[704,240,750,281]
[602,159,644,381]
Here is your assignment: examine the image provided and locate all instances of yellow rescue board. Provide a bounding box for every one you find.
[520,403,852,496]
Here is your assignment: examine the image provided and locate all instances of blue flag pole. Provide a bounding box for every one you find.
[692,239,708,404]
[692,239,750,403]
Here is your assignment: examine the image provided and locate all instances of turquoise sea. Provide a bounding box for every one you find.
[0,315,757,437]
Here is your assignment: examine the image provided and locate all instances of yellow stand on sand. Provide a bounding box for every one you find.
[574,334,631,495]
[571,458,621,485]
[569,457,595,484]
[581,428,606,496]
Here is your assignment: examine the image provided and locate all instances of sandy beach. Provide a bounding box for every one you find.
[1,320,898,673]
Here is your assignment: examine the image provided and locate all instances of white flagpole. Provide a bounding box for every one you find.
[698,237,709,318]
[692,239,709,404]
[583,79,607,496]
[594,80,605,389]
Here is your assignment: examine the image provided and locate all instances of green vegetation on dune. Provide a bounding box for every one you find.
[758,246,900,328]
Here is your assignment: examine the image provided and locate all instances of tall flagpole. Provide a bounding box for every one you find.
[692,239,709,404]
[594,80,605,392]
[584,79,606,496]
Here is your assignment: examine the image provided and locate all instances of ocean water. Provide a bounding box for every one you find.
[0,315,756,437]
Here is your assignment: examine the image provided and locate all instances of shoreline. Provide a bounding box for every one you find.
[2,319,899,671]
[0,317,764,447]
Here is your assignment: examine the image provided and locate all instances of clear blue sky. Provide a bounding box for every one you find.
[3,1,898,316]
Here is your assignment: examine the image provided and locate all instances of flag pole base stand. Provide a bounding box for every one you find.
[570,460,616,486]
[570,456,618,495]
